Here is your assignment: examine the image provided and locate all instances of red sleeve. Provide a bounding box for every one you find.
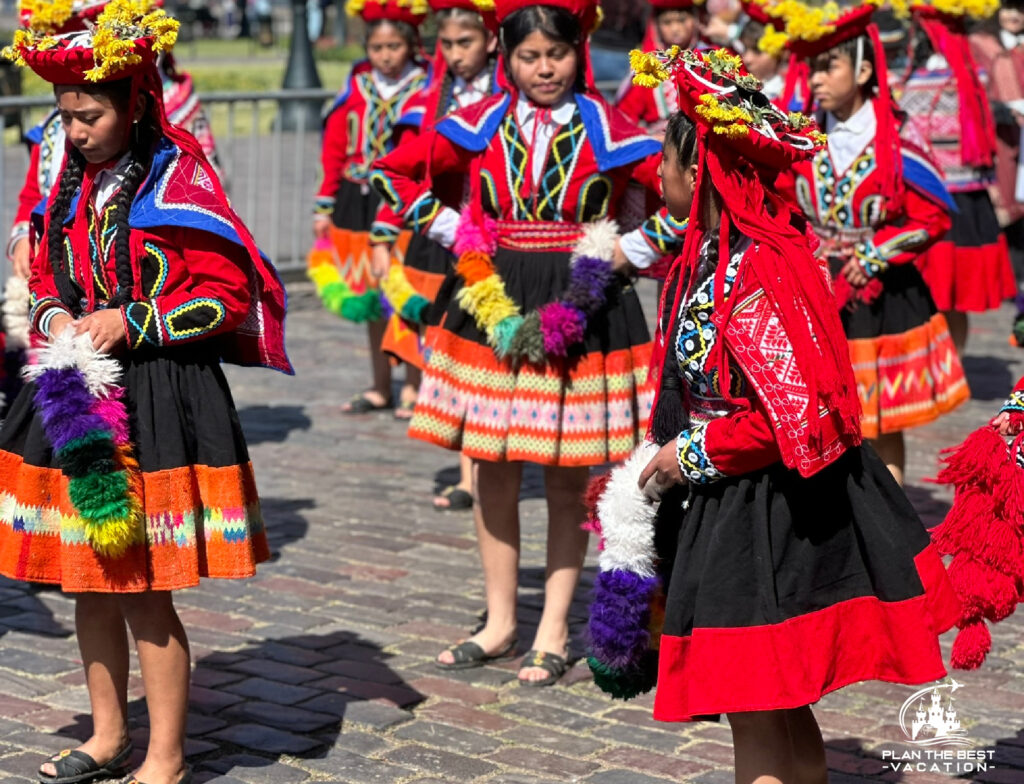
[315,106,350,211]
[370,128,475,224]
[616,83,657,126]
[15,144,42,227]
[677,395,782,483]
[28,215,71,337]
[861,186,952,271]
[120,227,252,349]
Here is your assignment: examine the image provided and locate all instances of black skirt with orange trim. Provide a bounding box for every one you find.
[652,445,960,722]
[0,343,269,593]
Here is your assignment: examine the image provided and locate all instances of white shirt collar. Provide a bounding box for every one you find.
[92,153,132,212]
[515,93,576,129]
[1000,29,1024,50]
[825,99,876,175]
[826,99,875,135]
[371,62,419,99]
[453,68,492,96]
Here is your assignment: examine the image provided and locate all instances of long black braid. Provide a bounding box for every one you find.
[46,148,87,315]
[105,123,154,309]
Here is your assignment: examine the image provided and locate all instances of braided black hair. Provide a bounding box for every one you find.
[46,147,87,314]
[104,148,151,309]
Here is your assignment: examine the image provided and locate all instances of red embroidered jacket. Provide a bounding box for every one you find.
[665,234,860,482]
[315,60,428,216]
[370,91,686,260]
[29,139,291,373]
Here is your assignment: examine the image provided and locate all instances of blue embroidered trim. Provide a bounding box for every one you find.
[576,94,661,172]
[436,93,512,151]
[676,424,724,483]
[1000,390,1024,414]
[902,151,957,212]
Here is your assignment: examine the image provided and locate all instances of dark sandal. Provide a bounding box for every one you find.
[394,398,416,420]
[38,744,132,784]
[518,649,569,687]
[125,766,192,784]
[435,638,517,670]
[341,392,392,414]
[433,485,473,511]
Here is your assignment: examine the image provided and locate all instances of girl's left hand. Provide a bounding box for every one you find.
[637,440,686,492]
[841,258,869,288]
[612,238,632,273]
[990,411,1024,437]
[74,309,127,354]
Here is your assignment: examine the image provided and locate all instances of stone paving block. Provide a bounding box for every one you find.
[0,672,64,702]
[393,720,502,756]
[678,741,734,766]
[207,724,320,755]
[191,668,246,690]
[0,696,47,718]
[486,747,599,780]
[222,701,339,733]
[312,659,407,685]
[418,701,518,733]
[382,744,497,780]
[584,770,679,784]
[0,752,50,778]
[227,659,324,685]
[301,749,413,783]
[499,724,604,757]
[189,686,246,713]
[19,709,82,733]
[485,777,561,784]
[224,678,321,706]
[599,746,711,780]
[406,676,497,706]
[500,701,603,733]
[317,728,390,756]
[305,675,423,708]
[202,755,310,783]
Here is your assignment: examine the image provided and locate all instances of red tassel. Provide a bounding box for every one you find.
[934,426,1008,489]
[946,557,994,622]
[951,620,991,671]
[581,472,612,543]
[931,487,993,556]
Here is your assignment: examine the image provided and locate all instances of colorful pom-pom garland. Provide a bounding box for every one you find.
[585,441,664,699]
[931,424,1024,670]
[453,212,619,364]
[23,329,143,559]
[379,265,430,325]
[307,238,383,324]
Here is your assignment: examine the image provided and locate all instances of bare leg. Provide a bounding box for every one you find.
[119,592,190,784]
[785,706,828,784]
[368,318,392,403]
[943,310,968,354]
[870,431,905,485]
[728,710,796,784]
[433,452,475,509]
[39,595,131,777]
[396,364,421,420]
[519,465,589,683]
[436,460,522,663]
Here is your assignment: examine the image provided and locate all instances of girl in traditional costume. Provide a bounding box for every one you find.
[585,46,960,783]
[0,3,290,783]
[372,0,685,684]
[899,0,1016,351]
[309,0,428,415]
[776,3,969,484]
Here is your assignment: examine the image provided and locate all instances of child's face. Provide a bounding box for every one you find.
[367,22,413,80]
[809,49,870,117]
[509,30,578,106]
[438,19,495,82]
[55,86,137,164]
[1000,8,1024,35]
[741,48,779,81]
[656,10,697,47]
[659,143,697,222]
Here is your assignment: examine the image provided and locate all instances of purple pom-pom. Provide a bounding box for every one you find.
[564,256,614,316]
[538,303,586,357]
[33,367,106,450]
[588,569,660,671]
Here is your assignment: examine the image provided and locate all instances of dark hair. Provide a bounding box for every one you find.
[366,18,419,50]
[814,34,878,92]
[655,7,696,22]
[664,111,699,169]
[48,80,157,314]
[436,7,488,33]
[739,19,765,52]
[500,5,585,91]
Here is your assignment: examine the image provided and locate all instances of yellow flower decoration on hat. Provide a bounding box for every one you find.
[927,0,998,18]
[85,0,179,80]
[19,0,74,32]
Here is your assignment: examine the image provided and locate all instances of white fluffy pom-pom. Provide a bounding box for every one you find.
[23,328,81,378]
[2,276,31,352]
[22,330,122,396]
[571,218,619,264]
[597,441,661,576]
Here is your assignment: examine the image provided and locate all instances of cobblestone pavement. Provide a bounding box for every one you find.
[1,281,1023,784]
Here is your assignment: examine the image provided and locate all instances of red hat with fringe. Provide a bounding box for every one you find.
[432,0,497,31]
[18,0,164,35]
[908,0,998,169]
[494,0,602,33]
[347,0,429,27]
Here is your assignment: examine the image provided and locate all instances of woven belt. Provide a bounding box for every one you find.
[495,220,584,253]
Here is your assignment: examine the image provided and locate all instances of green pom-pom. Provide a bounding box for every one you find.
[490,315,524,358]
[401,294,430,324]
[508,311,544,364]
[68,470,132,523]
[320,280,353,315]
[587,655,657,701]
[57,430,115,478]
[340,291,383,323]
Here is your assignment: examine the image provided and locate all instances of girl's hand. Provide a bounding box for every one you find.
[371,244,392,279]
[612,238,633,273]
[10,237,31,280]
[74,309,126,354]
[990,411,1024,437]
[312,215,331,240]
[47,312,73,341]
[841,258,869,288]
[637,440,687,493]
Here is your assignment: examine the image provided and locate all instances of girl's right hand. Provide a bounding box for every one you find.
[9,237,31,280]
[990,411,1024,437]
[47,313,73,341]
[370,244,392,279]
[312,215,331,240]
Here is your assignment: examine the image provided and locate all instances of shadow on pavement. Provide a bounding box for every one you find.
[961,355,1016,402]
[260,497,313,562]
[237,404,312,445]
[0,579,72,639]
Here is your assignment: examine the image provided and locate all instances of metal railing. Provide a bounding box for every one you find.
[0,88,336,290]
